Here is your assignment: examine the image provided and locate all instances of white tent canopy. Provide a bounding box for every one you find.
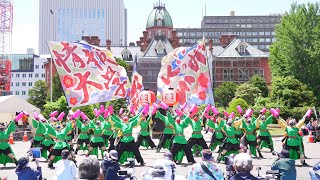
[0,95,40,123]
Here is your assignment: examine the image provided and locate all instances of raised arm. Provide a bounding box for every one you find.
[110,114,122,129]
[265,115,273,125]
[32,119,39,128]
[131,114,142,127]
[76,118,82,127]
[155,111,166,121]
[277,117,288,129]
[167,113,175,125]
[5,121,16,135]
[296,116,306,129]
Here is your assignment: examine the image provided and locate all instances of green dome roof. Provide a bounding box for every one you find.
[146,4,173,28]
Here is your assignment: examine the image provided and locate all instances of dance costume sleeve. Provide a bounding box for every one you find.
[110,115,122,129]
[277,118,288,129]
[32,119,39,128]
[5,121,16,135]
[155,111,166,121]
[296,118,306,129]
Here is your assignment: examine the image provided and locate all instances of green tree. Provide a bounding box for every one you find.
[115,57,130,71]
[269,3,320,101]
[235,83,261,106]
[27,80,48,110]
[227,98,249,117]
[47,74,64,102]
[43,96,70,119]
[270,76,317,108]
[71,104,96,120]
[214,82,238,108]
[249,75,269,97]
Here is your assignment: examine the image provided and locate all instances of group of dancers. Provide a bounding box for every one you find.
[0,104,311,168]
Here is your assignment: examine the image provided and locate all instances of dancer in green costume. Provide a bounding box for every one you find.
[160,112,196,164]
[87,120,107,158]
[0,121,18,166]
[155,110,174,152]
[217,118,242,163]
[101,115,115,151]
[277,116,306,164]
[111,113,145,165]
[136,115,156,149]
[46,122,72,168]
[207,116,225,151]
[256,115,274,152]
[40,122,55,160]
[186,114,208,156]
[74,118,91,154]
[240,116,263,158]
[31,118,45,149]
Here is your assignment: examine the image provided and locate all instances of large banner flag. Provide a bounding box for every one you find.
[47,41,131,107]
[157,41,214,107]
[129,64,143,108]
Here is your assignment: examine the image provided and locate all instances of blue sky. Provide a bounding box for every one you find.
[12,0,318,54]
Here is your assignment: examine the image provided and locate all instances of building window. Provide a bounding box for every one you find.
[230,69,234,79]
[265,32,271,35]
[272,32,276,35]
[15,91,19,95]
[29,82,32,86]
[35,65,39,69]
[240,32,246,36]
[253,32,258,36]
[259,69,264,77]
[254,69,259,75]
[245,69,250,80]
[252,38,258,42]
[190,32,195,37]
[42,74,45,78]
[272,38,276,42]
[260,38,265,42]
[22,91,26,95]
[35,74,39,78]
[42,65,44,69]
[266,38,271,42]
[11,74,13,77]
[22,82,26,86]
[177,32,183,36]
[11,82,13,86]
[22,74,26,78]
[247,32,252,36]
[259,32,264,35]
[223,69,228,80]
[16,74,20,78]
[238,69,244,80]
[16,82,19,86]
[29,74,32,78]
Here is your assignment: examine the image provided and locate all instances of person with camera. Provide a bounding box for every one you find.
[187,149,224,180]
[153,152,176,180]
[271,149,296,180]
[230,153,258,180]
[101,150,120,180]
[53,149,77,180]
[15,157,42,180]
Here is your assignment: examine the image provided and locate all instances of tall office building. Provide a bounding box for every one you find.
[176,12,281,52]
[39,0,126,55]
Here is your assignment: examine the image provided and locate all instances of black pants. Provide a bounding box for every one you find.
[117,140,144,163]
[170,143,195,163]
[157,134,174,149]
[188,137,208,149]
[136,134,156,149]
[102,135,115,151]
[31,139,42,148]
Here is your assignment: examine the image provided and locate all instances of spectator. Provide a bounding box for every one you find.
[187,149,224,180]
[230,153,259,180]
[15,157,42,180]
[101,150,120,180]
[271,150,296,180]
[309,161,320,180]
[153,151,176,180]
[53,149,77,180]
[78,156,101,180]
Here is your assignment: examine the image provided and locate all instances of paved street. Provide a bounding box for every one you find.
[1,127,319,179]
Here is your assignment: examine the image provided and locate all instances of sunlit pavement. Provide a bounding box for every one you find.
[1,127,319,180]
